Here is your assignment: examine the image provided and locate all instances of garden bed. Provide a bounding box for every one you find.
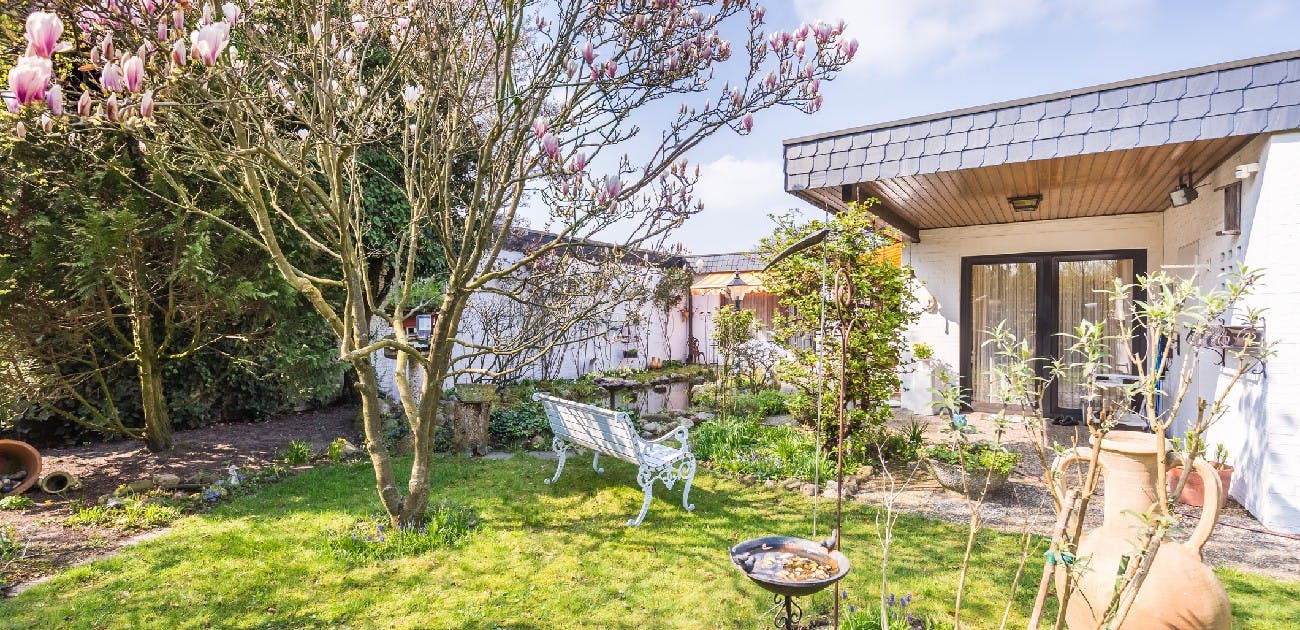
[0,405,359,592]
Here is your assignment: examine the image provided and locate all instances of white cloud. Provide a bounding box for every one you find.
[793,0,1153,77]
[675,155,801,253]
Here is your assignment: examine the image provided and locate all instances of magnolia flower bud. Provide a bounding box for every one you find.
[78,90,92,116]
[46,83,63,115]
[141,90,155,119]
[14,121,26,139]
[106,94,119,120]
[39,113,52,132]
[742,112,754,132]
[222,3,241,25]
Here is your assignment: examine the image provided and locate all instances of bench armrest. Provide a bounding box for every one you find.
[647,425,691,450]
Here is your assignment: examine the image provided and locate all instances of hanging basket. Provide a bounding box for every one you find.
[925,458,1010,498]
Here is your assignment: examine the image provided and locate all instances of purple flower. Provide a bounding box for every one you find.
[24,12,64,59]
[8,56,52,105]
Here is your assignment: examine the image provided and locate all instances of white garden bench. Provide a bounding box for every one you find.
[533,393,696,526]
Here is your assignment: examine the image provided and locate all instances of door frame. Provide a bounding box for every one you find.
[959,248,1147,418]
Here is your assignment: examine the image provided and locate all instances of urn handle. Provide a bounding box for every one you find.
[1176,453,1223,557]
[1049,446,1094,512]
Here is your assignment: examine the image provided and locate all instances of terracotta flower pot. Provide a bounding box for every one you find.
[0,439,42,497]
[1052,432,1230,629]
[1167,465,1233,508]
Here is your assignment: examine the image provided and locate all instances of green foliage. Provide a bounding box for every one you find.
[853,420,927,466]
[762,201,920,447]
[326,501,478,565]
[281,440,314,465]
[690,416,834,482]
[694,387,791,417]
[0,522,22,586]
[0,495,34,511]
[924,442,1022,476]
[66,496,184,531]
[488,401,550,447]
[328,438,349,463]
[710,305,756,388]
[650,266,693,312]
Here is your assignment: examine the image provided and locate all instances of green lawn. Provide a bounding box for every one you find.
[2,455,1295,629]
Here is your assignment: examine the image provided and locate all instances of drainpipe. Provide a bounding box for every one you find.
[685,262,695,363]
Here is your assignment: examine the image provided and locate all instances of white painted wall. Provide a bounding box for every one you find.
[899,213,1165,413]
[1161,133,1300,533]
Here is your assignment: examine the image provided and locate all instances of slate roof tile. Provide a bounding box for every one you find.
[1091,108,1120,131]
[1057,135,1084,155]
[900,157,921,176]
[971,110,998,129]
[967,127,991,147]
[1147,100,1179,124]
[812,153,830,171]
[1209,90,1245,116]
[1137,123,1170,147]
[1185,73,1218,97]
[860,163,882,181]
[1175,95,1211,120]
[1070,92,1100,114]
[918,154,941,174]
[1012,121,1038,142]
[1098,89,1128,110]
[817,139,834,154]
[1218,67,1252,91]
[1020,102,1047,121]
[1030,138,1058,160]
[995,108,1021,126]
[1062,113,1092,135]
[1006,142,1032,162]
[1154,77,1187,101]
[848,148,867,164]
[902,139,925,158]
[1243,85,1279,110]
[1251,61,1288,87]
[983,144,1008,166]
[929,118,952,135]
[988,124,1015,146]
[1280,82,1300,107]
[1288,59,1300,82]
[871,129,891,146]
[824,169,845,186]
[1169,118,1202,143]
[944,132,969,152]
[1201,114,1235,138]
[1082,131,1112,153]
[832,135,853,151]
[787,173,809,190]
[960,148,985,169]
[1044,99,1071,117]
[850,132,872,149]
[878,160,901,179]
[1234,109,1268,135]
[1116,104,1148,128]
[787,157,813,174]
[1265,105,1300,132]
[785,145,802,160]
[1126,83,1158,105]
[883,143,904,161]
[829,151,849,169]
[1037,116,1065,137]
[1110,126,1140,150]
[865,145,886,163]
[808,170,827,188]
[923,135,947,155]
[950,114,974,133]
[938,152,963,171]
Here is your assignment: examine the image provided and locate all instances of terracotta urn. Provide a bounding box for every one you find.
[1051,431,1230,629]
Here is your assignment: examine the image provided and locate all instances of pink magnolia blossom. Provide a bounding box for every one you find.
[8,56,52,105]
[4,95,18,114]
[171,39,188,66]
[605,59,617,78]
[46,83,63,115]
[173,8,185,31]
[141,90,155,119]
[569,152,587,174]
[222,3,241,25]
[122,54,145,93]
[14,121,26,139]
[191,21,231,67]
[603,175,622,199]
[813,20,833,44]
[541,132,560,160]
[742,112,754,132]
[730,87,743,108]
[753,6,766,23]
[794,40,805,60]
[794,24,809,41]
[764,70,778,90]
[78,90,92,116]
[101,62,125,92]
[39,113,52,132]
[101,34,114,60]
[581,41,596,65]
[839,38,858,61]
[142,0,157,15]
[105,94,119,121]
[157,20,169,41]
[351,14,368,35]
[401,85,422,109]
[24,12,64,58]
[201,3,214,25]
[531,117,548,138]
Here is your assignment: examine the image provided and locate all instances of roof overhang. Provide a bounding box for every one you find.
[785,50,1300,242]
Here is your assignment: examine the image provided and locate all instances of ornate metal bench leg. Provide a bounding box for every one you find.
[681,456,696,512]
[544,437,570,485]
[629,466,655,527]
[592,452,604,473]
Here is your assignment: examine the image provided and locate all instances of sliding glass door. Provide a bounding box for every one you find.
[961,250,1144,418]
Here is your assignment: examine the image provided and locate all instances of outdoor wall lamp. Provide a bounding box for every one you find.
[725,272,752,310]
[1007,194,1042,212]
[1170,174,1199,207]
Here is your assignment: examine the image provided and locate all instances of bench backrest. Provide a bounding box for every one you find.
[534,394,642,461]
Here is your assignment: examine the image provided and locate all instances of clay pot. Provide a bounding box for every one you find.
[0,439,42,497]
[1052,432,1230,629]
[1167,465,1233,508]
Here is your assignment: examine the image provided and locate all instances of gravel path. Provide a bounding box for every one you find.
[845,412,1300,582]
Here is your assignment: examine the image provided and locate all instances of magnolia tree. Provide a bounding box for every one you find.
[8,1,856,525]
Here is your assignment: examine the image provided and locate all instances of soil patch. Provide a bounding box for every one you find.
[1,406,360,593]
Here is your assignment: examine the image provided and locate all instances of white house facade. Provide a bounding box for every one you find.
[783,51,1300,533]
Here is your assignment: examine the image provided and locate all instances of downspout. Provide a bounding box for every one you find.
[685,262,695,363]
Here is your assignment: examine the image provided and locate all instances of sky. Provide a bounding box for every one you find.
[668,0,1300,254]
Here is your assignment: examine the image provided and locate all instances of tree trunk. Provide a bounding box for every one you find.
[139,359,172,452]
[453,401,491,456]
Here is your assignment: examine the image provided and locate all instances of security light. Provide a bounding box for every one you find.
[1170,183,1198,207]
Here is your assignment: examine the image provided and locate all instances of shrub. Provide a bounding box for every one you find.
[326,500,478,564]
[280,439,314,465]
[0,495,34,511]
[66,496,183,531]
[853,420,927,466]
[924,442,1021,476]
[690,416,834,482]
[694,387,791,417]
[0,523,23,588]
[489,401,550,447]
